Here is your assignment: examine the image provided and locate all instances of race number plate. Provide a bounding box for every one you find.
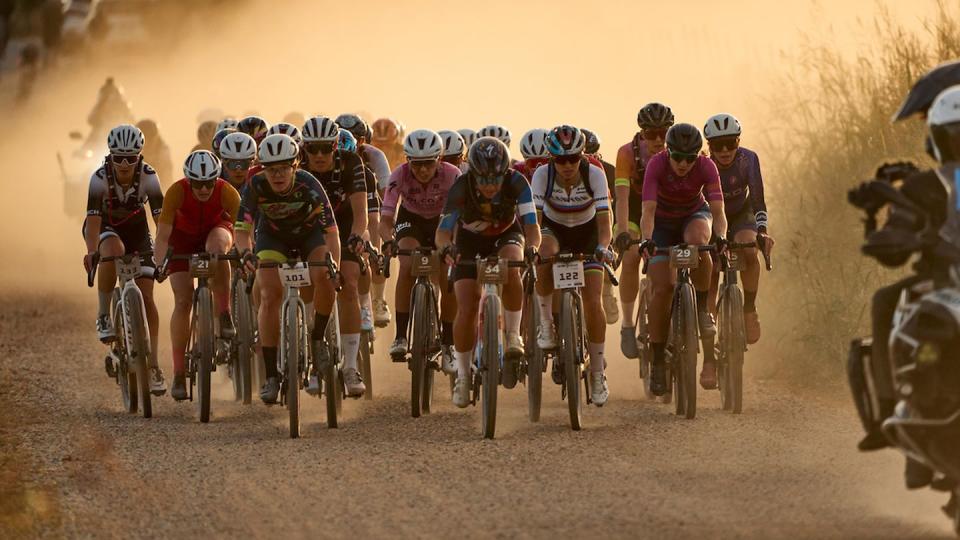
[477,260,508,285]
[553,261,585,289]
[116,259,142,281]
[411,253,436,277]
[279,263,312,288]
[189,255,215,278]
[727,250,746,272]
[670,247,699,270]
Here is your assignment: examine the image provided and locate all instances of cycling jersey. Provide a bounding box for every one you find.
[303,150,367,213]
[616,134,653,195]
[514,158,548,181]
[360,143,392,191]
[85,159,163,227]
[712,147,768,230]
[438,171,537,237]
[531,160,609,227]
[238,169,336,237]
[158,178,240,236]
[364,163,381,214]
[642,153,723,219]
[381,162,460,219]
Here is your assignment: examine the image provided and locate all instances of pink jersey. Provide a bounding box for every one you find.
[642,153,723,219]
[381,161,461,219]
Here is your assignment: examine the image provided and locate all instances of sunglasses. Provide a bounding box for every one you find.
[304,142,336,154]
[553,154,581,165]
[190,179,214,191]
[409,158,438,169]
[708,136,740,152]
[669,150,698,164]
[475,174,504,186]
[641,128,668,140]
[110,154,139,166]
[265,164,293,176]
[223,158,253,171]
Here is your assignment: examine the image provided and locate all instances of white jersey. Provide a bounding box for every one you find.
[361,143,392,190]
[530,161,609,227]
[85,160,163,224]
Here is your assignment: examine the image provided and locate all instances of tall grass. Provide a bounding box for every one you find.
[756,2,960,384]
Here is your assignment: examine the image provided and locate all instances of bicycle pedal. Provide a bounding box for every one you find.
[391,353,407,364]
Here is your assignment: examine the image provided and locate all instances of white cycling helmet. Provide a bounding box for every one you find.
[258,133,299,164]
[216,118,238,132]
[457,128,478,149]
[703,113,742,139]
[107,124,144,156]
[302,116,339,142]
[438,130,465,157]
[403,129,444,159]
[183,150,221,182]
[219,132,257,160]
[928,85,960,163]
[478,124,511,146]
[266,122,303,145]
[519,128,548,159]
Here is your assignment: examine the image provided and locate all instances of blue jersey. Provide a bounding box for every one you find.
[714,147,768,229]
[438,170,537,236]
[238,169,336,237]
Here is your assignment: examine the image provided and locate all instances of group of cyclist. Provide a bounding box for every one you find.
[82,103,772,413]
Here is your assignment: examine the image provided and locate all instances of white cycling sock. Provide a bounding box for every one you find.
[98,289,111,317]
[342,333,360,371]
[588,342,605,373]
[372,281,385,303]
[455,348,472,378]
[505,309,521,334]
[621,302,635,329]
[537,294,553,323]
[360,293,372,312]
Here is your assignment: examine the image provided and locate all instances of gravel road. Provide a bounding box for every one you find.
[0,290,953,539]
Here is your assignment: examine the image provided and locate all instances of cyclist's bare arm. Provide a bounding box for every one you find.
[153,223,173,264]
[523,223,541,252]
[614,146,633,234]
[708,199,727,239]
[378,214,395,243]
[349,192,367,238]
[640,201,657,241]
[84,215,101,255]
[596,211,612,248]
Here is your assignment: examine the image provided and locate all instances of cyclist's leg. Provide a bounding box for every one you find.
[136,277,159,365]
[452,276,480,379]
[583,270,605,369]
[306,227,336,340]
[734,224,762,344]
[394,235,419,339]
[168,271,195,378]
[338,250,365,393]
[619,222,642,327]
[206,226,234,329]
[683,213,717,387]
[534,229,558,348]
[496,231,524,345]
[98,233,123,312]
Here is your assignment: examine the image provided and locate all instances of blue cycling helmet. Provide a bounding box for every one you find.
[338,130,358,153]
[545,125,586,156]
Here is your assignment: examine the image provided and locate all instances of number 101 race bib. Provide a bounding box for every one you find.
[279,263,312,288]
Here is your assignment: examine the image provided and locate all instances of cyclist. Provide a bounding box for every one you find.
[218,132,257,190]
[438,130,467,171]
[337,113,393,326]
[515,128,549,180]
[380,129,460,373]
[531,126,615,406]
[640,123,727,395]
[216,118,238,132]
[192,121,218,153]
[265,122,303,144]
[478,124,522,168]
[210,128,236,160]
[371,117,405,169]
[300,116,369,397]
[153,150,241,401]
[235,134,340,404]
[581,128,620,325]
[614,102,675,358]
[436,137,541,407]
[457,128,478,155]
[82,124,166,395]
[135,119,173,192]
[703,114,773,344]
[237,115,270,144]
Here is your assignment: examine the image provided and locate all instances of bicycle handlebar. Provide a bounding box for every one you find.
[641,244,716,275]
[444,256,532,293]
[382,245,436,279]
[87,250,156,287]
[257,252,342,291]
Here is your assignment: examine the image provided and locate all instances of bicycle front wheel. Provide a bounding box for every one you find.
[360,330,373,401]
[560,292,584,431]
[234,284,255,405]
[720,285,745,414]
[480,294,501,439]
[283,302,302,438]
[124,287,152,419]
[196,289,215,424]
[111,290,137,414]
[676,283,698,420]
[324,312,341,428]
[522,292,542,422]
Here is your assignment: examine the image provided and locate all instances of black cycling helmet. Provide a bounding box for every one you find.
[336,113,368,143]
[665,123,703,154]
[637,102,675,129]
[893,60,960,122]
[237,115,270,143]
[581,128,600,154]
[468,137,511,178]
